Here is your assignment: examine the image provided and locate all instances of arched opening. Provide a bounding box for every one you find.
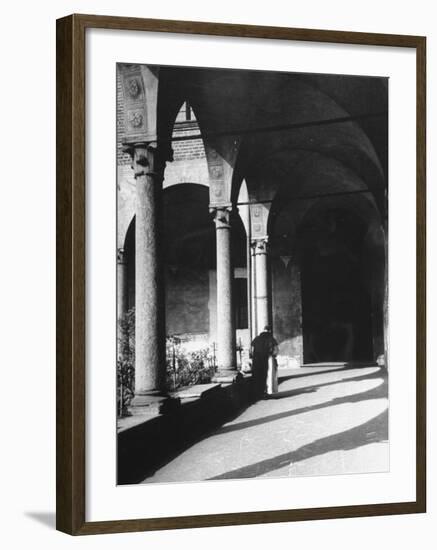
[123,183,248,347]
[163,183,214,340]
[123,217,135,312]
[298,207,376,363]
[267,150,386,367]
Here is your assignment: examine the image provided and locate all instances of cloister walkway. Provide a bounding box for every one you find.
[142,365,388,483]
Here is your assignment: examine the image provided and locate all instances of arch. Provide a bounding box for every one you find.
[240,139,385,217]
[156,68,188,147]
[123,215,136,312]
[267,166,385,365]
[230,74,387,215]
[266,149,381,247]
[297,205,381,363]
[123,183,248,343]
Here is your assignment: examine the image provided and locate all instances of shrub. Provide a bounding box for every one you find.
[166,338,216,390]
[117,308,217,416]
[117,307,135,416]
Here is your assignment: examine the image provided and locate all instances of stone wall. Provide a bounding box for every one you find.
[271,256,303,368]
[165,265,210,336]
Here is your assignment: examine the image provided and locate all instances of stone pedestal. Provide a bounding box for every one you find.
[128,395,169,416]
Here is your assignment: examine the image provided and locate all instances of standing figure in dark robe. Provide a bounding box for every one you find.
[250,326,278,399]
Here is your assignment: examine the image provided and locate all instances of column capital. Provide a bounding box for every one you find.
[117,247,126,265]
[251,237,269,254]
[210,204,232,230]
[123,141,173,179]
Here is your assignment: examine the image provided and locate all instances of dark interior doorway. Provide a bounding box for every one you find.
[299,209,373,363]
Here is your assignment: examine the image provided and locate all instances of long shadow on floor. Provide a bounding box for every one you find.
[278,366,357,384]
[214,369,387,436]
[274,367,383,399]
[208,408,388,480]
[140,369,386,483]
[278,363,378,384]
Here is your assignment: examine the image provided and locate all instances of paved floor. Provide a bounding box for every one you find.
[142,365,388,483]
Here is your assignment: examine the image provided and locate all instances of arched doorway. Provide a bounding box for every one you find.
[298,208,375,363]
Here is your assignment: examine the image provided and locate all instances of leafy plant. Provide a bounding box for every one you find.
[117,308,217,417]
[166,338,216,390]
[117,307,135,416]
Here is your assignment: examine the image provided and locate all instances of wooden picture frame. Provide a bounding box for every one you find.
[56,13,426,535]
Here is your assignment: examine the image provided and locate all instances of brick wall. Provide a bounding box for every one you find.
[116,69,132,167]
[117,67,205,166]
[172,122,206,162]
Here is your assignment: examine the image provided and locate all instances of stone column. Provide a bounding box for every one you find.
[246,235,253,343]
[250,240,258,340]
[212,206,237,378]
[117,248,128,322]
[252,238,270,332]
[129,142,167,406]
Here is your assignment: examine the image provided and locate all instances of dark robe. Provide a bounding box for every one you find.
[251,331,278,397]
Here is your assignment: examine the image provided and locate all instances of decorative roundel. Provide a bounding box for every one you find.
[127,78,141,99]
[129,111,143,129]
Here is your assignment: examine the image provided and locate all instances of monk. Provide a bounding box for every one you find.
[250,326,278,399]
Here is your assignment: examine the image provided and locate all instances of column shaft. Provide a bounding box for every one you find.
[214,207,236,373]
[133,144,166,398]
[117,248,128,322]
[250,242,258,339]
[254,238,270,332]
[246,235,253,344]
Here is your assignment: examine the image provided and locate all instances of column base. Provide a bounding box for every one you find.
[129,392,178,416]
[212,370,242,384]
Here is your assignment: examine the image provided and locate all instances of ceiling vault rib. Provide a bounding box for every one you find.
[167,111,388,143]
[237,188,372,207]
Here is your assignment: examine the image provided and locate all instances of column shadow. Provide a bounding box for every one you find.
[208,408,388,480]
[140,368,386,483]
[215,369,387,436]
[272,367,382,399]
[278,366,355,383]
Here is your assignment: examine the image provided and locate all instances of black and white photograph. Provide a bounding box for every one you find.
[1,0,432,544]
[116,63,389,485]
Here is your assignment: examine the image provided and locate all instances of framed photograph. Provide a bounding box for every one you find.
[56,14,426,535]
